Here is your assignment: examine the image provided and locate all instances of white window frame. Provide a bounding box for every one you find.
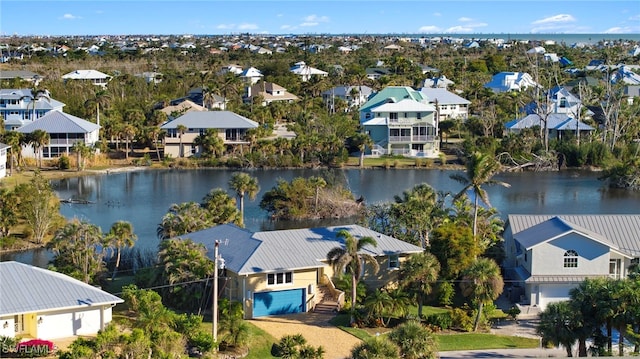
[564,250,578,268]
[267,271,293,287]
[388,254,399,269]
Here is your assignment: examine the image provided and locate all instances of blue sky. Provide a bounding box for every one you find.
[1,1,639,36]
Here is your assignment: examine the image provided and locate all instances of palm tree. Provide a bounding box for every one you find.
[28,129,49,168]
[176,124,187,158]
[71,141,93,171]
[351,336,400,359]
[121,124,137,161]
[326,229,379,324]
[201,188,242,225]
[459,257,504,332]
[49,219,104,284]
[352,132,373,168]
[84,89,112,126]
[449,152,510,245]
[308,176,327,213]
[388,320,439,359]
[2,130,23,175]
[399,252,440,318]
[105,221,137,279]
[21,89,50,122]
[537,301,579,357]
[392,183,439,248]
[228,172,260,226]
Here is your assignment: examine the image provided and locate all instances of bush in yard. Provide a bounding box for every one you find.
[450,307,474,332]
[424,312,452,330]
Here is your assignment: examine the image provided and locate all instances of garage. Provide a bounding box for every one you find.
[253,289,306,317]
[538,284,573,309]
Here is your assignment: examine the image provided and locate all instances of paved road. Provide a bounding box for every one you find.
[440,348,568,358]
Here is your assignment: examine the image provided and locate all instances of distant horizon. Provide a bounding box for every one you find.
[1,1,638,37]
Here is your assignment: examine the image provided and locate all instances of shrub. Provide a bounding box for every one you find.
[58,155,70,170]
[424,312,452,330]
[450,307,474,332]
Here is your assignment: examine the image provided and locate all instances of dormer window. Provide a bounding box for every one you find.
[564,250,578,268]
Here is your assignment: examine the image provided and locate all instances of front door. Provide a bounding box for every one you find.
[14,314,25,334]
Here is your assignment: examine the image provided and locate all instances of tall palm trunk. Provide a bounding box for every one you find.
[473,301,483,332]
[351,273,357,324]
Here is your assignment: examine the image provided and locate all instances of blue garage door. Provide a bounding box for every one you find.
[253,289,305,317]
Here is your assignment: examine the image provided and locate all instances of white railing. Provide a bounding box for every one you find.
[321,274,345,310]
[371,144,387,157]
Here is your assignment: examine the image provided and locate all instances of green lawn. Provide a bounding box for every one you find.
[436,333,540,351]
[243,324,278,359]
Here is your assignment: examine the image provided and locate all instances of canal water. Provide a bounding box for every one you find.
[3,167,639,266]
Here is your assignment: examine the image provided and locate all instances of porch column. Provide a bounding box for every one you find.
[100,306,105,330]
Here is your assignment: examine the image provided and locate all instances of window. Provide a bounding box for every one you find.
[389,112,398,122]
[564,250,578,268]
[267,271,293,286]
[388,255,399,269]
[417,112,422,120]
[559,98,567,108]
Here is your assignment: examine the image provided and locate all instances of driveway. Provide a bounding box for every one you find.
[248,312,361,359]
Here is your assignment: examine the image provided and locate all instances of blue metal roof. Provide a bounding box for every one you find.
[16,111,100,134]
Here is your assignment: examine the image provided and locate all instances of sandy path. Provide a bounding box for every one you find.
[248,312,362,359]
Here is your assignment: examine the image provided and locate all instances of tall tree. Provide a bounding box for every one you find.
[228,172,259,226]
[2,130,23,175]
[537,301,580,357]
[326,229,379,324]
[121,124,137,161]
[49,219,104,284]
[28,129,50,168]
[176,124,187,158]
[105,221,138,279]
[399,252,440,318]
[15,172,60,244]
[450,152,510,249]
[84,89,112,126]
[459,257,504,332]
[351,132,373,168]
[392,183,439,247]
[0,188,19,238]
[71,141,93,171]
[201,188,242,225]
[308,176,327,213]
[388,320,439,359]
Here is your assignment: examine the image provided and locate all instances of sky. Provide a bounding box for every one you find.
[1,0,639,36]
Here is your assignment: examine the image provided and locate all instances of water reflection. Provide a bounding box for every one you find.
[4,168,639,266]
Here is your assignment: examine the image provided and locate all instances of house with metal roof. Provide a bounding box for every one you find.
[16,111,100,159]
[0,70,43,86]
[505,113,594,140]
[359,86,439,158]
[244,82,299,106]
[160,111,259,158]
[0,142,9,178]
[239,67,264,85]
[419,88,471,122]
[484,72,540,93]
[503,215,640,311]
[182,223,424,318]
[289,61,328,82]
[61,69,111,87]
[0,89,65,131]
[0,261,123,340]
[321,85,374,112]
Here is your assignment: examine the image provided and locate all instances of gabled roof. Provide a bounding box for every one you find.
[185,224,424,275]
[0,261,123,316]
[513,216,617,251]
[505,114,594,131]
[160,100,206,116]
[16,111,100,134]
[240,67,263,77]
[322,85,373,98]
[0,70,42,81]
[160,111,258,130]
[289,61,328,76]
[508,214,640,257]
[0,89,65,110]
[371,98,436,113]
[419,88,470,105]
[62,69,111,80]
[360,86,427,113]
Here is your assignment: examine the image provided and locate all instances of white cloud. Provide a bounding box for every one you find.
[445,26,474,33]
[281,24,293,30]
[629,14,640,21]
[458,17,473,22]
[300,22,318,27]
[604,26,640,34]
[303,15,329,23]
[532,14,576,25]
[418,25,442,33]
[217,24,234,30]
[60,13,80,20]
[433,12,441,17]
[238,23,258,30]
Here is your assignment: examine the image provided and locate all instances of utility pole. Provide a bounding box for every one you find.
[213,239,220,345]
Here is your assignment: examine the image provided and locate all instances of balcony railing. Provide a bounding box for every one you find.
[389,135,436,143]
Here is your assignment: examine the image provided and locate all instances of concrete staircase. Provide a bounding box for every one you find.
[314,285,340,314]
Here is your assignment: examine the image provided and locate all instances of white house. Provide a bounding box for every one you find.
[484,72,540,93]
[0,89,65,131]
[290,61,328,82]
[0,261,123,340]
[240,67,264,85]
[505,113,595,140]
[321,85,374,111]
[503,215,640,310]
[16,111,101,159]
[0,142,9,179]
[62,70,111,87]
[359,86,439,158]
[419,88,471,122]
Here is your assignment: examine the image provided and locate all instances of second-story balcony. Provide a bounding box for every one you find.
[389,135,436,143]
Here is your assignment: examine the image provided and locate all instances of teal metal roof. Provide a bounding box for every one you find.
[359,86,426,113]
